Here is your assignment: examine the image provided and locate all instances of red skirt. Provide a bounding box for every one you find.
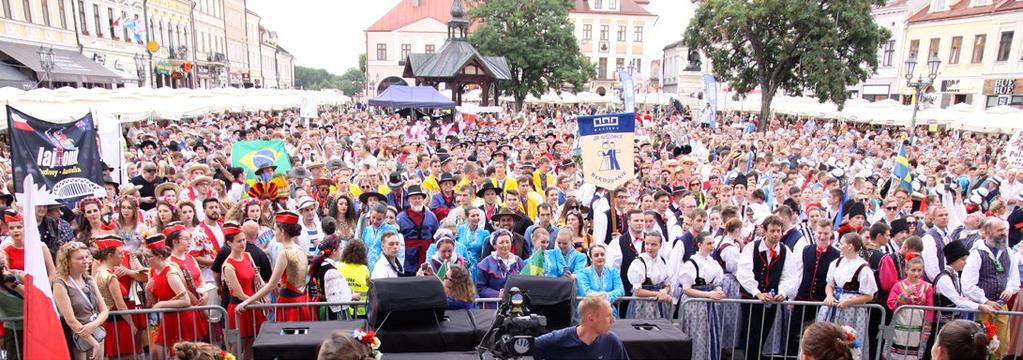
[154,308,209,346]
[228,303,267,338]
[276,292,314,322]
[103,319,140,356]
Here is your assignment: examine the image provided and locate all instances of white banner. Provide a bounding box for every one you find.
[95,111,126,183]
[1007,129,1023,169]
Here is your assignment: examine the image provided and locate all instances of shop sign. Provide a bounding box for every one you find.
[154,59,173,75]
[983,78,1022,95]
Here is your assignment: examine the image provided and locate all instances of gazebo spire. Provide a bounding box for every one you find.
[448,0,469,40]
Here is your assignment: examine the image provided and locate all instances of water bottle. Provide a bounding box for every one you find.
[767,289,777,309]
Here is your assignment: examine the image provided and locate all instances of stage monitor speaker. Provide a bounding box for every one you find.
[368,276,446,329]
[502,275,576,331]
[613,319,692,360]
[253,320,366,360]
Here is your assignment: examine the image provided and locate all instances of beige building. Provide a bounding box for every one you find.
[193,0,227,88]
[145,0,195,88]
[364,0,454,98]
[0,0,124,88]
[76,0,149,87]
[569,0,656,96]
[224,0,246,87]
[244,9,260,87]
[275,45,293,89]
[259,25,276,88]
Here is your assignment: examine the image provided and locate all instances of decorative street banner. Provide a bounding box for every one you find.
[577,112,636,190]
[231,140,293,180]
[7,106,106,203]
[619,70,635,112]
[1007,129,1023,170]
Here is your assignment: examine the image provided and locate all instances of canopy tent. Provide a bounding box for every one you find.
[369,85,455,109]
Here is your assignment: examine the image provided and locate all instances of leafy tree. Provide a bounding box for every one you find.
[685,0,890,131]
[469,0,594,111]
[293,54,367,96]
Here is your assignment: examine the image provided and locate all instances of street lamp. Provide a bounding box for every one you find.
[904,52,941,144]
[37,46,55,88]
[133,53,146,87]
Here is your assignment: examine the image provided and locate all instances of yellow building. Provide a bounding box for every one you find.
[900,0,1023,111]
[145,0,195,88]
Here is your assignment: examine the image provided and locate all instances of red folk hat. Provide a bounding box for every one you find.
[144,233,167,250]
[161,221,186,237]
[275,210,300,225]
[94,234,124,250]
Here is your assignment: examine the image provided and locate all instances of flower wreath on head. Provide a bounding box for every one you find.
[840,325,863,360]
[352,329,382,360]
[982,320,1000,353]
[215,350,236,360]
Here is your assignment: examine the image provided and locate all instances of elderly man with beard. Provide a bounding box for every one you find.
[961,217,1018,358]
[396,185,439,274]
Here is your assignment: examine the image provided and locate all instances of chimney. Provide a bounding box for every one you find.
[411,0,420,6]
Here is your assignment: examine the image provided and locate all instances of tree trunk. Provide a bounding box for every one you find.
[758,87,775,133]
[515,96,525,112]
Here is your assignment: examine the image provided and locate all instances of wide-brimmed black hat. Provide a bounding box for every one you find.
[438,172,457,185]
[491,207,518,222]
[102,176,119,186]
[139,139,158,150]
[889,218,909,237]
[476,182,502,197]
[358,191,387,204]
[255,160,277,174]
[386,172,406,189]
[942,240,969,265]
[406,185,427,198]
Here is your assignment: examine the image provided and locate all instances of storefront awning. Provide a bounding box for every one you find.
[0,61,34,89]
[0,41,122,84]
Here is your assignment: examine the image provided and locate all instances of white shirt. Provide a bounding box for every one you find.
[606,232,670,270]
[736,240,800,299]
[961,241,1021,304]
[715,235,741,274]
[299,217,324,255]
[370,256,401,280]
[321,259,353,312]
[934,266,980,310]
[825,256,877,297]
[921,227,950,281]
[679,253,723,291]
[626,253,671,294]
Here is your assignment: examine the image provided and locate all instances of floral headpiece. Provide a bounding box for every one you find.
[214,350,236,360]
[352,329,382,360]
[840,325,862,360]
[982,320,1000,353]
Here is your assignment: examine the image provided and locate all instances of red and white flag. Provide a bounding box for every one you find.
[21,175,70,360]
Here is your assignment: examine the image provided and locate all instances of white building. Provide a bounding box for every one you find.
[852,0,926,102]
[569,0,656,96]
[364,0,453,98]
[75,0,148,87]
[244,9,261,87]
[193,0,227,88]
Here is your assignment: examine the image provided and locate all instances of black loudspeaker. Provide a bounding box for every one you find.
[613,319,692,360]
[253,320,366,360]
[377,309,497,353]
[502,275,576,331]
[368,276,447,329]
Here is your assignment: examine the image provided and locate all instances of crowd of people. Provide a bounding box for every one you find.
[0,102,1020,360]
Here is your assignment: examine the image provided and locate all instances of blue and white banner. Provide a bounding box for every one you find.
[619,70,635,112]
[577,113,636,190]
[704,74,718,106]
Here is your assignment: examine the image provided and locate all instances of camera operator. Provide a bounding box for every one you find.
[532,293,628,360]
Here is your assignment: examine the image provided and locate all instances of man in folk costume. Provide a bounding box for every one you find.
[311,178,334,214]
[921,206,953,282]
[182,162,212,199]
[480,207,530,260]
[385,172,409,212]
[653,190,682,242]
[735,215,800,359]
[532,157,556,193]
[487,162,518,199]
[961,218,1019,358]
[429,172,458,220]
[775,205,804,250]
[928,239,990,353]
[786,219,840,355]
[396,185,439,274]
[476,182,503,230]
[1010,192,1023,248]
[948,211,984,251]
[503,190,534,236]
[192,198,224,277]
[604,209,647,314]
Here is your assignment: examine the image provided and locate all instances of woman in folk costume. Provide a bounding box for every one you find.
[680,232,727,360]
[475,230,525,301]
[575,244,624,317]
[626,232,673,319]
[543,229,587,278]
[114,195,148,252]
[0,210,56,274]
[713,218,744,350]
[92,234,143,358]
[142,233,206,359]
[220,222,266,360]
[456,208,490,280]
[236,210,315,322]
[816,233,877,360]
[424,232,468,276]
[163,221,212,335]
[885,253,934,360]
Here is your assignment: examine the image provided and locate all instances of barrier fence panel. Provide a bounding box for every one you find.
[883,305,1023,360]
[679,298,887,360]
[0,316,23,360]
[105,305,231,360]
[245,300,370,324]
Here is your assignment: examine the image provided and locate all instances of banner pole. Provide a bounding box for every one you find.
[609,189,617,236]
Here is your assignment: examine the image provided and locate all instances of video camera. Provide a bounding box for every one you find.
[477,287,547,360]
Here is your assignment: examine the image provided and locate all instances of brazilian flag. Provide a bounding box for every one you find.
[231,140,292,180]
[523,250,545,276]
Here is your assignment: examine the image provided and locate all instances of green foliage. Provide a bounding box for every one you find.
[684,0,891,130]
[469,0,594,110]
[294,54,366,96]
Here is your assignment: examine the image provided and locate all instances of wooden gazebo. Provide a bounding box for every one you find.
[402,0,510,106]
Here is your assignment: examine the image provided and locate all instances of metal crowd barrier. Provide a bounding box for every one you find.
[882,305,1023,360]
[245,300,370,323]
[679,298,888,360]
[0,316,23,360]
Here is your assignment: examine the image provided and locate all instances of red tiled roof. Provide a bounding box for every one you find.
[366,0,461,32]
[571,0,654,16]
[907,0,1013,23]
[995,0,1023,12]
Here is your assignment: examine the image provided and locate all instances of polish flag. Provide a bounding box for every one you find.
[21,176,71,360]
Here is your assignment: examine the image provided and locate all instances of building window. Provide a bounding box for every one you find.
[77,1,86,33]
[58,0,66,29]
[882,40,895,66]
[971,34,985,63]
[594,0,602,9]
[41,0,51,26]
[122,11,129,42]
[908,39,919,58]
[400,43,410,62]
[932,0,947,11]
[615,58,624,76]
[927,38,939,58]
[634,26,643,42]
[425,44,434,54]
[376,43,386,60]
[610,0,617,10]
[949,36,962,64]
[22,0,31,23]
[582,24,591,40]
[107,8,116,39]
[2,1,9,18]
[600,25,608,41]
[92,4,102,37]
[617,25,626,42]
[598,57,607,79]
[996,31,1013,61]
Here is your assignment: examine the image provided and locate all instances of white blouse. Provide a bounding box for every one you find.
[627,253,671,294]
[715,235,741,274]
[680,253,724,290]
[825,256,877,297]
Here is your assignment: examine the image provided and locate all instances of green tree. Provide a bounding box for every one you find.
[469,0,594,111]
[685,0,890,131]
[293,54,367,96]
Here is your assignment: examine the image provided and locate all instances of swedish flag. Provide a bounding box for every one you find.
[894,143,912,190]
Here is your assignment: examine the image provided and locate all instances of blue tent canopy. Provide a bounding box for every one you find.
[368,85,456,109]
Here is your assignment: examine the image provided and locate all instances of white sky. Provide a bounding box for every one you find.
[247,0,692,75]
